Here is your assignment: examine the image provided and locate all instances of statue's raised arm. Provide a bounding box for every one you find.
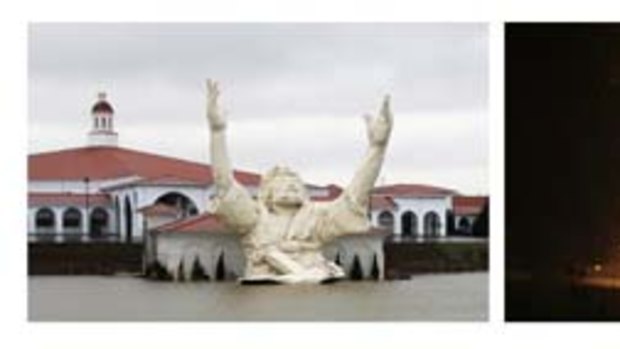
[206,80,259,234]
[207,79,234,193]
[344,95,393,208]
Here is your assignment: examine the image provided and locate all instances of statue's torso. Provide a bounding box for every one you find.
[241,203,328,276]
[241,203,318,248]
[213,183,369,280]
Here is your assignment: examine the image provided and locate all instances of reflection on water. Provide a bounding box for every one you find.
[29,272,487,321]
[507,273,620,321]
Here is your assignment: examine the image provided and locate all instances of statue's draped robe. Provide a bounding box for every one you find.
[213,182,369,277]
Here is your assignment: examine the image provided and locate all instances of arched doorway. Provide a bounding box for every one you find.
[423,211,441,237]
[35,208,55,233]
[62,207,82,233]
[401,211,418,237]
[124,196,133,243]
[154,192,198,218]
[90,207,109,237]
[377,211,394,233]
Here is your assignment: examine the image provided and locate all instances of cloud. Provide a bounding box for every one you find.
[29,23,487,114]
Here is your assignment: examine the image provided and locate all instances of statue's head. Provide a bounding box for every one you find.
[258,165,308,211]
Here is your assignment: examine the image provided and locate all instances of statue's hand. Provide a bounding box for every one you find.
[364,94,393,147]
[206,79,226,131]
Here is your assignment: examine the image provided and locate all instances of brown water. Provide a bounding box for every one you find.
[29,272,487,321]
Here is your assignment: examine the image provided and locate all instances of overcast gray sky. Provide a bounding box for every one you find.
[29,23,488,194]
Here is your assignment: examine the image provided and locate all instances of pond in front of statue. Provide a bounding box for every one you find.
[29,272,487,321]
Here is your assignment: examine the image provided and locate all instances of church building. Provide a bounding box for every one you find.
[29,92,259,243]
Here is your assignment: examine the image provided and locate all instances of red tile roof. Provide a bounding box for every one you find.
[373,184,458,197]
[453,196,488,216]
[154,212,227,234]
[28,192,111,207]
[325,184,343,198]
[370,195,397,210]
[138,203,180,217]
[28,146,261,186]
[310,184,343,202]
[107,175,208,190]
[132,175,204,185]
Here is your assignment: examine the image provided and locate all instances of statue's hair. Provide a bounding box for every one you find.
[258,165,308,210]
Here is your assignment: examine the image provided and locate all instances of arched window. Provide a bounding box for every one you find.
[377,211,394,232]
[423,211,441,237]
[458,217,471,233]
[401,211,418,237]
[101,117,107,129]
[35,208,55,232]
[94,117,99,129]
[154,192,198,218]
[90,207,109,237]
[62,207,82,232]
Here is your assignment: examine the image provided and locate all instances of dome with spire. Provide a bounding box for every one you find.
[91,92,114,114]
[88,91,118,147]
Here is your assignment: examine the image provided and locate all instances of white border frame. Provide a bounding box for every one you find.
[3,1,620,348]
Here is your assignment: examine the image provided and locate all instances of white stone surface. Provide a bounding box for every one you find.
[146,232,385,282]
[150,232,245,281]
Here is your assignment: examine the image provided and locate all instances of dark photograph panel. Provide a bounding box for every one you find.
[506,23,620,321]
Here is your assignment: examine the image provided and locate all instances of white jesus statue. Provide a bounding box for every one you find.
[206,80,393,284]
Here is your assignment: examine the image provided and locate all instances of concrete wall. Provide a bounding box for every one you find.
[384,239,488,278]
[28,242,142,275]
